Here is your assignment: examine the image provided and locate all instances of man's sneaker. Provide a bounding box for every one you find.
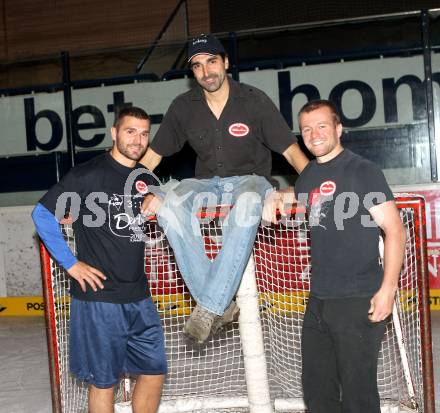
[184,304,216,344]
[211,300,240,334]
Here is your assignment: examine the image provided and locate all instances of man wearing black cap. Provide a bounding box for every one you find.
[140,34,309,344]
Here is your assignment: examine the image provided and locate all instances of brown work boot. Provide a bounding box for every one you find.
[184,304,216,344]
[211,300,240,334]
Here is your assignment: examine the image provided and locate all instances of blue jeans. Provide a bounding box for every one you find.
[157,175,273,315]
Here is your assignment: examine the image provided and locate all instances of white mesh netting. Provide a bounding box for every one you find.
[40,196,430,413]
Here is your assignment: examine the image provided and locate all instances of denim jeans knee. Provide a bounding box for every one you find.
[157,175,273,314]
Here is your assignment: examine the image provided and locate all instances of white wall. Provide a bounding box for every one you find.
[0,206,42,296]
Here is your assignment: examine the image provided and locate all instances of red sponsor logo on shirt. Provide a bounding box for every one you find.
[320,181,336,196]
[228,123,250,137]
[135,180,148,194]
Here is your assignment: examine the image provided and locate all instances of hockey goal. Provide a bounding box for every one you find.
[38,194,435,413]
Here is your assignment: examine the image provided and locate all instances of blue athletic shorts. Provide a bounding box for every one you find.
[69,297,167,388]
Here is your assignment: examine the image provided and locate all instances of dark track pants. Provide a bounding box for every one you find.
[301,295,387,413]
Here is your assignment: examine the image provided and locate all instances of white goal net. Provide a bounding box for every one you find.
[39,195,434,413]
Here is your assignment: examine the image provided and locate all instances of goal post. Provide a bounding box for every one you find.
[39,241,63,413]
[391,196,434,412]
[38,194,435,413]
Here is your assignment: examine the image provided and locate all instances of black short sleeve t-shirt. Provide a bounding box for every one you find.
[39,152,160,303]
[294,149,394,298]
[150,78,297,185]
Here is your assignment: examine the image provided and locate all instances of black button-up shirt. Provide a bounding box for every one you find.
[151,78,297,184]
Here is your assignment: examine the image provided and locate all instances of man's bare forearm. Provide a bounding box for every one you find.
[140,147,163,171]
[368,201,406,321]
[282,143,309,174]
[381,223,406,292]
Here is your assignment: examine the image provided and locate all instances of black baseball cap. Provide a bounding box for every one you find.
[187,34,226,63]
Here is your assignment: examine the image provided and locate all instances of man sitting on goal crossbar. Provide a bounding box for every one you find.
[140,33,309,344]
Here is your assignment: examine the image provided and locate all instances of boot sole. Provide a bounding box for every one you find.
[211,304,240,334]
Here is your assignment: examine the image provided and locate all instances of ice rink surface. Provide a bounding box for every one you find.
[1,313,439,413]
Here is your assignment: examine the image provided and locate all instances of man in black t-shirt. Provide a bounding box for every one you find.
[266,100,406,412]
[32,107,166,413]
[140,34,309,344]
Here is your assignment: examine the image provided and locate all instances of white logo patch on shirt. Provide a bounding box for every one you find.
[135,180,148,194]
[320,180,336,196]
[228,123,250,137]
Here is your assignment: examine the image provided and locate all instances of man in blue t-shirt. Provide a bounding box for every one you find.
[32,107,167,413]
[265,99,406,413]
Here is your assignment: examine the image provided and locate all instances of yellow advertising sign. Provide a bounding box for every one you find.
[0,296,46,316]
[429,289,440,311]
[1,290,439,317]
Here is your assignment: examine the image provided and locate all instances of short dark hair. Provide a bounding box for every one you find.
[298,99,341,126]
[113,106,149,128]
